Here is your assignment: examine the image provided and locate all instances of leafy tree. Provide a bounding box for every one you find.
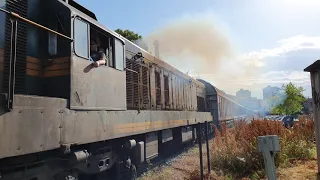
[271,82,306,115]
[115,29,142,42]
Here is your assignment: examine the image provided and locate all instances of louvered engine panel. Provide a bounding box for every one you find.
[155,71,161,107]
[126,58,133,106]
[3,0,28,94]
[132,61,140,108]
[141,64,149,109]
[126,57,150,110]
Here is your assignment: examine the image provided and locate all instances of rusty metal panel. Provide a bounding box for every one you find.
[168,74,173,110]
[179,78,182,110]
[196,84,206,98]
[0,107,61,159]
[145,132,158,159]
[126,57,134,108]
[149,65,156,109]
[174,77,178,110]
[163,72,170,109]
[178,78,182,110]
[155,69,161,109]
[141,62,150,109]
[0,105,212,159]
[172,76,177,110]
[185,81,188,110]
[126,56,150,110]
[13,95,68,108]
[187,83,190,110]
[70,56,126,110]
[183,80,187,110]
[184,82,187,110]
[160,69,165,109]
[191,83,197,111]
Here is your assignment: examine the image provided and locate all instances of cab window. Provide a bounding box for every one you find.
[114,39,124,71]
[74,17,124,71]
[74,17,89,59]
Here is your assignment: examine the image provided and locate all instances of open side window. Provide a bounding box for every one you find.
[73,17,125,71]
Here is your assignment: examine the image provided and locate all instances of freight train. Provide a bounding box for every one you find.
[0,0,258,179]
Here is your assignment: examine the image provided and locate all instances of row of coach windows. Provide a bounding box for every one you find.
[74,17,124,71]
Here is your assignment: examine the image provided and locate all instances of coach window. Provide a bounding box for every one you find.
[114,38,124,71]
[74,17,89,59]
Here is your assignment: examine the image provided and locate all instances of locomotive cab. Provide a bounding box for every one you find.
[0,0,126,111]
[70,5,126,111]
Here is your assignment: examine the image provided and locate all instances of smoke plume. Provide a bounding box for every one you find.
[139,12,263,97]
[143,14,233,74]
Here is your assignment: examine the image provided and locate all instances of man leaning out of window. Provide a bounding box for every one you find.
[90,38,107,68]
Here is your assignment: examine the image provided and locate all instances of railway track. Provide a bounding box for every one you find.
[137,137,212,179]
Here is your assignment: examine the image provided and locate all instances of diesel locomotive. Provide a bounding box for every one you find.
[0,0,220,179]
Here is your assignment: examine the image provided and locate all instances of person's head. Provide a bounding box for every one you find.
[98,47,105,53]
[90,39,98,51]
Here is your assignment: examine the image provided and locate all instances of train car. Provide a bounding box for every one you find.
[199,79,259,130]
[0,0,212,179]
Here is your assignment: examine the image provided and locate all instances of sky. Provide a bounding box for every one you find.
[77,0,320,99]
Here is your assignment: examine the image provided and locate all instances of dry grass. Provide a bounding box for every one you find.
[277,160,318,180]
[139,117,316,180]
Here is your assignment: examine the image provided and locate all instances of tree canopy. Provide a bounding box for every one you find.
[270,82,306,115]
[115,29,142,42]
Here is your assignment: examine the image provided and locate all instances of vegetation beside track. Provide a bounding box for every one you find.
[139,117,316,180]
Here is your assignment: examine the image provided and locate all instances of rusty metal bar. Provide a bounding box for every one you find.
[197,122,204,180]
[204,121,211,174]
[6,19,17,111]
[0,7,73,41]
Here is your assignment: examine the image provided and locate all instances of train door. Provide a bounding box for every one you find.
[70,16,126,110]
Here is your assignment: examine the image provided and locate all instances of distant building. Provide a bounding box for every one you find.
[229,94,262,110]
[263,86,281,100]
[236,89,251,99]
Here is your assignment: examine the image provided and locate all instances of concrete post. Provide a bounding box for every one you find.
[257,135,280,180]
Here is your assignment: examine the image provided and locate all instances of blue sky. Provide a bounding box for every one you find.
[77,0,320,98]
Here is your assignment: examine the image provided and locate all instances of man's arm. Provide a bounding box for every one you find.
[92,52,106,67]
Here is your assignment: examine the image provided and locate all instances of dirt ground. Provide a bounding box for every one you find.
[138,145,320,180]
[277,160,318,180]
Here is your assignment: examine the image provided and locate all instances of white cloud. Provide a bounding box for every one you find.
[193,70,311,98]
[191,35,319,98]
[240,35,320,67]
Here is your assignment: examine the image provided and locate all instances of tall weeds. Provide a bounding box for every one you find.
[207,118,315,179]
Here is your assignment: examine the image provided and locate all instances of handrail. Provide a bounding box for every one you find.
[0,7,73,41]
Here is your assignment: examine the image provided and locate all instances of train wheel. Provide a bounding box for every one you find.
[121,164,137,180]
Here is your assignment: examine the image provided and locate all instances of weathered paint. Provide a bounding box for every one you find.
[0,95,212,159]
[70,56,127,110]
[26,56,70,77]
[304,60,320,173]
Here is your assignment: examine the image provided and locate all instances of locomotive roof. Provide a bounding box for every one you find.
[59,0,204,87]
[58,0,124,44]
